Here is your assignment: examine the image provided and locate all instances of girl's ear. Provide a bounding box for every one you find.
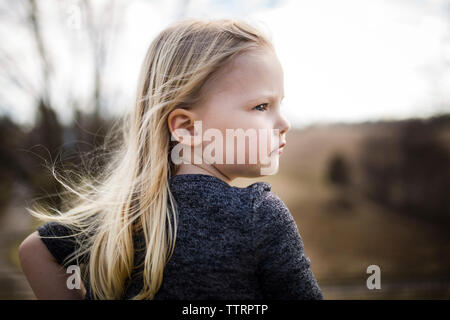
[168,108,199,146]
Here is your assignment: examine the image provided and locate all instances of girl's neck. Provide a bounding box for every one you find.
[174,163,233,186]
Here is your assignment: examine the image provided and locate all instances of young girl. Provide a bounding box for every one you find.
[19,18,323,300]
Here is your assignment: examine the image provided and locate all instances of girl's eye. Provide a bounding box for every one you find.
[253,103,269,112]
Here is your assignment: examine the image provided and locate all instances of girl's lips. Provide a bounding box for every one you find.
[272,142,287,155]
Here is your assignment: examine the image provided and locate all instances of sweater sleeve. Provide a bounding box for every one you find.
[252,190,323,300]
[37,221,79,267]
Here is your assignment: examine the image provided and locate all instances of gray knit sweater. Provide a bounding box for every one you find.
[37,173,323,300]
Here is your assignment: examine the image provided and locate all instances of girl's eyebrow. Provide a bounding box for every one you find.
[245,93,285,104]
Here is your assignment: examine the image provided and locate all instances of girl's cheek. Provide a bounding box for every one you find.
[200,125,277,165]
[253,129,272,165]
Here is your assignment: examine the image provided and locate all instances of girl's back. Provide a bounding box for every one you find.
[37,174,322,299]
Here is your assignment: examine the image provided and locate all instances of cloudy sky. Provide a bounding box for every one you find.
[1,0,449,128]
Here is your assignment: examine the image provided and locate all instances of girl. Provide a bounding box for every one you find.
[19,18,323,300]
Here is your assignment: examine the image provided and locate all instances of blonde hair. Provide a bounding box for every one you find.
[26,18,273,300]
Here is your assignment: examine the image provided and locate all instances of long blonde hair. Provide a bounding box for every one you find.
[26,18,273,300]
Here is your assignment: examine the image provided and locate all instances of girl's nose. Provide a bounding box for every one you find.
[278,114,291,135]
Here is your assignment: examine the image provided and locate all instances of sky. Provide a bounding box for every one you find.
[253,0,450,126]
[1,0,449,128]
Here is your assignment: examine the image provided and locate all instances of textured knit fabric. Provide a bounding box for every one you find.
[37,173,323,300]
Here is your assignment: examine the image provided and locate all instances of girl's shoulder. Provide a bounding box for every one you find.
[37,221,83,267]
[246,182,296,231]
[169,173,290,222]
[241,181,272,208]
[245,181,286,213]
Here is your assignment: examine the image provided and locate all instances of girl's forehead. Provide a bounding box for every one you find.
[207,49,283,97]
